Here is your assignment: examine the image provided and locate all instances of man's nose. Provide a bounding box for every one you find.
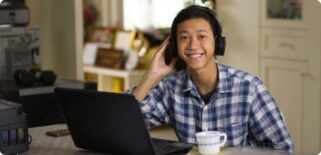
[187,37,200,49]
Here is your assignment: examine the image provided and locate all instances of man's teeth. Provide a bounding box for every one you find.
[188,54,202,58]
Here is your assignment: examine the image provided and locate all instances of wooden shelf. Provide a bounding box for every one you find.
[83,65,145,92]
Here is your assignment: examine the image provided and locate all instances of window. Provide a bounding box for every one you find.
[123,0,186,30]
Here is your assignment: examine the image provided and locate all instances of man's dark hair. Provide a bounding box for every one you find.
[170,5,222,42]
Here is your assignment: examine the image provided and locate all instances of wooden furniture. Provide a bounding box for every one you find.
[83,65,145,92]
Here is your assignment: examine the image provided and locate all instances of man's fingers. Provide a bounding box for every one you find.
[158,36,170,54]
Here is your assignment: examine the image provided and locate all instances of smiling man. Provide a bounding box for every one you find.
[131,5,294,153]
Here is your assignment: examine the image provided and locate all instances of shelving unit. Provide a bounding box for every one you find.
[83,65,145,92]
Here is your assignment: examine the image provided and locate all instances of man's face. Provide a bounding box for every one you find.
[176,18,216,70]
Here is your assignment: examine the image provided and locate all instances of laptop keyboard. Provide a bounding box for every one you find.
[151,138,192,155]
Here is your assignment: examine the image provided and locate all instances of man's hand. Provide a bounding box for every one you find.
[132,36,177,102]
[147,36,177,81]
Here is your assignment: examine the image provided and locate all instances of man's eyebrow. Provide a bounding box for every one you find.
[196,29,209,33]
[178,29,209,34]
[178,30,189,35]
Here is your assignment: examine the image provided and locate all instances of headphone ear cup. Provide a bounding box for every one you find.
[13,70,35,87]
[215,36,226,56]
[165,37,178,65]
[170,37,178,57]
[40,70,57,86]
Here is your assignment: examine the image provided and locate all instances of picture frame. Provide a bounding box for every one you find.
[94,48,125,69]
[113,30,136,51]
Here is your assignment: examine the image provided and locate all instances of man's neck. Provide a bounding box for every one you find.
[189,61,218,95]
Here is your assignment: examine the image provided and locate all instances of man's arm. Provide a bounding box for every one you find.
[249,83,294,153]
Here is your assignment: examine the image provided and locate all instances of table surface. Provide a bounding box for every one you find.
[22,124,232,155]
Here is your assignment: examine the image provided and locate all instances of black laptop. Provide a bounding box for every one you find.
[54,87,193,155]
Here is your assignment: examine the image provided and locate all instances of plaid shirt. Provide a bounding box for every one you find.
[139,62,294,153]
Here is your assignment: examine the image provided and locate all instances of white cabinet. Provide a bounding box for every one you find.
[260,58,307,152]
[83,65,145,92]
[258,0,320,153]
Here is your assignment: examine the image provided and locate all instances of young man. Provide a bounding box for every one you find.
[131,5,294,153]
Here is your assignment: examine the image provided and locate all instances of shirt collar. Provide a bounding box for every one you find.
[182,62,233,94]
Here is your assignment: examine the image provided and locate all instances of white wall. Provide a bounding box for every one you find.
[216,0,260,76]
[304,0,321,153]
[26,0,83,80]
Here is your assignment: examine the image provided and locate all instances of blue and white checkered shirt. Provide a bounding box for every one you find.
[138,62,294,153]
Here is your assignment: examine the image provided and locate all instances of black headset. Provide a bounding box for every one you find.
[165,5,226,65]
[14,68,57,87]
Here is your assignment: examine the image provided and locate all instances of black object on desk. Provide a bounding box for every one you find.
[0,78,97,127]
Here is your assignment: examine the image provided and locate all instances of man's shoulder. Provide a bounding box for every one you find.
[159,70,187,89]
[218,63,263,85]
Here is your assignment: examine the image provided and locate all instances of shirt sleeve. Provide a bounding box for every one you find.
[249,82,294,153]
[137,80,171,129]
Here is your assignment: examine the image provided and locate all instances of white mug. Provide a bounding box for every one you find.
[196,131,227,155]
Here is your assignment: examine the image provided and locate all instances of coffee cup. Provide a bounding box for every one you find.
[196,131,227,155]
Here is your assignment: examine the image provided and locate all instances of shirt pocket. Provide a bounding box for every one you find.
[215,119,248,146]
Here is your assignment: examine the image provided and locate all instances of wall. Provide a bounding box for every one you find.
[216,0,259,76]
[303,0,321,153]
[26,0,83,80]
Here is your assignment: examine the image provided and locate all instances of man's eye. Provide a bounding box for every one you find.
[199,35,207,39]
[180,36,189,40]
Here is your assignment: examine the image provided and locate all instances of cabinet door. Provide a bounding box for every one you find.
[260,0,306,28]
[260,58,307,152]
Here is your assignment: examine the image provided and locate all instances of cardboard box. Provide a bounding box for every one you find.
[0,27,40,80]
